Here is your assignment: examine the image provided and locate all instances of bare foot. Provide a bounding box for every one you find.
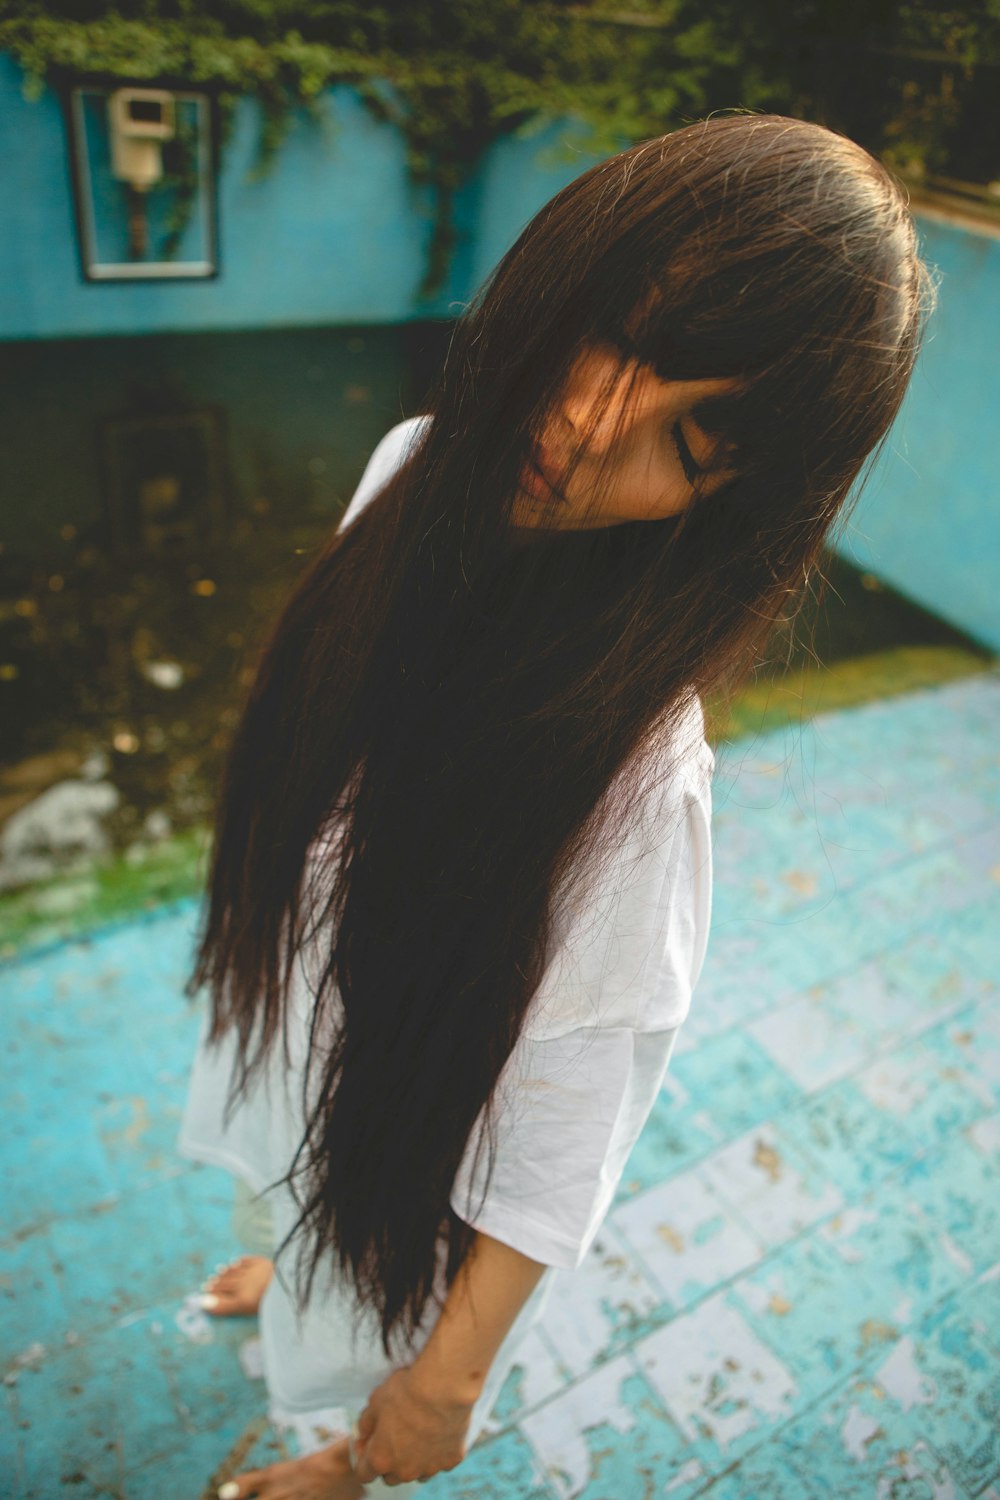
[200,1254,274,1317]
[217,1434,367,1498]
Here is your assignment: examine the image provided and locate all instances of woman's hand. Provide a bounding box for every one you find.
[351,1363,475,1487]
[351,1228,545,1486]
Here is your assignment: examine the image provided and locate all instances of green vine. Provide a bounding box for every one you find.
[155,103,199,259]
[1,1,998,301]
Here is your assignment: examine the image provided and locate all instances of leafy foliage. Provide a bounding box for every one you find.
[1,0,997,297]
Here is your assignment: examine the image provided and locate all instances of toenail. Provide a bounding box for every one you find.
[218,1484,240,1499]
[201,1294,220,1310]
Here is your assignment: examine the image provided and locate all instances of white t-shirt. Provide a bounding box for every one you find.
[176,414,714,1442]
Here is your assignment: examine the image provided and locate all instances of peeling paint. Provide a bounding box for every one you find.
[871,1337,937,1412]
[267,1400,353,1460]
[656,1223,685,1253]
[175,1291,216,1345]
[6,668,1000,1497]
[752,1138,783,1183]
[938,1233,976,1276]
[840,1403,886,1460]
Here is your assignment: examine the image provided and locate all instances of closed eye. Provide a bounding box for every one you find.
[671,421,705,486]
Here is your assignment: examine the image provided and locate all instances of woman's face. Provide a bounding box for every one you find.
[512,345,743,531]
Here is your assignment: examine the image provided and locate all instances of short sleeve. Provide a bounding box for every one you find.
[448,726,712,1268]
[522,752,713,1041]
[338,415,432,533]
[449,1022,682,1269]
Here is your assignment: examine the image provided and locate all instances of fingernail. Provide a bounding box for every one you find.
[218,1484,240,1499]
[201,1294,220,1310]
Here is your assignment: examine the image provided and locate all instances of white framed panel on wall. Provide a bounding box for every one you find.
[66,77,220,281]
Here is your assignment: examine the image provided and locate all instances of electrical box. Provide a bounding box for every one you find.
[107,88,176,192]
[69,82,217,278]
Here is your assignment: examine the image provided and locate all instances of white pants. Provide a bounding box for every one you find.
[232,1176,425,1498]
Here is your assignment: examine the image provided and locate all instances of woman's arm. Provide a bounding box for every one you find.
[351,1228,547,1486]
[411,1227,548,1405]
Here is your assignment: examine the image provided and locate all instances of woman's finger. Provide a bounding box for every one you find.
[349,1418,381,1485]
[347,1416,363,1475]
[352,1450,380,1484]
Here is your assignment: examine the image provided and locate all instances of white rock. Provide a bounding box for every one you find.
[141,660,184,689]
[142,808,173,841]
[0,778,121,891]
[79,749,111,781]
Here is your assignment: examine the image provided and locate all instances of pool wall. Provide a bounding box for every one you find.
[1,55,997,648]
[830,211,1000,653]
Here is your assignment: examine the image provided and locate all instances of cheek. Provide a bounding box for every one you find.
[608,453,687,521]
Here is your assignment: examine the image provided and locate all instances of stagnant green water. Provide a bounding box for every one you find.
[0,323,994,957]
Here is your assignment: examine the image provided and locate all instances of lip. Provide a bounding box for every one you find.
[519,455,568,504]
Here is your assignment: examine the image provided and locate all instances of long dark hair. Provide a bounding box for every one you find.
[185,113,934,1361]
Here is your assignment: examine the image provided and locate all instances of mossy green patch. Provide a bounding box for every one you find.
[2,645,995,964]
[0,824,210,961]
[703,645,996,746]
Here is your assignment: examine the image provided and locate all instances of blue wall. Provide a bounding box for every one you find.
[0,54,485,333]
[1,52,997,649]
[0,53,604,338]
[827,213,1000,653]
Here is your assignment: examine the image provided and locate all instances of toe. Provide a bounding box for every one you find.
[219,1465,271,1496]
[218,1472,250,1496]
[201,1290,241,1312]
[204,1259,248,1292]
[201,1287,253,1316]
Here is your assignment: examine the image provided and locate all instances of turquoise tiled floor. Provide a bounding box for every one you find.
[2,667,999,1498]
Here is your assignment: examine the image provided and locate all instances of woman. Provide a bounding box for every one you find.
[177,113,932,1497]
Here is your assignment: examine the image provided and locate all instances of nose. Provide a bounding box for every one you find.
[534,444,560,476]
[535,411,576,472]
[543,409,611,467]
[533,446,569,496]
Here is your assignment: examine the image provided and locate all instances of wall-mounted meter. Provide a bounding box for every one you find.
[107,88,176,192]
[69,82,216,279]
